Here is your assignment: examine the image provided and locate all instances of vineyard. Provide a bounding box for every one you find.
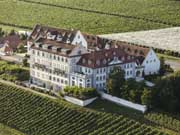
[0,82,167,135]
[0,123,25,135]
[1,0,180,34]
[22,0,180,26]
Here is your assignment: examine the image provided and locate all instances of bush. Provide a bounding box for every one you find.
[62,86,97,100]
[0,60,29,82]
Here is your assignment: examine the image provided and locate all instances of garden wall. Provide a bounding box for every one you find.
[100,92,147,113]
[64,96,97,106]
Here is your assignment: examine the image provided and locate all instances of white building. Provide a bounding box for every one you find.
[28,25,160,92]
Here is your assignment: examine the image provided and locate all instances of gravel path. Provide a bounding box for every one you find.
[100,27,180,52]
[165,60,180,71]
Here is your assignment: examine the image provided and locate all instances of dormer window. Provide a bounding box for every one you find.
[78,50,81,55]
[113,51,116,55]
[56,35,62,41]
[82,58,86,64]
[66,39,71,44]
[103,59,107,64]
[114,57,118,61]
[134,49,138,54]
[121,57,125,61]
[96,60,100,65]
[88,60,92,65]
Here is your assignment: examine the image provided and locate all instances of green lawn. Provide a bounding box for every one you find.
[157,53,180,62]
[0,25,26,32]
[1,0,178,34]
[27,0,180,25]
[0,123,25,135]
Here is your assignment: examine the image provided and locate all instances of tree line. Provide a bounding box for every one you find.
[107,66,180,113]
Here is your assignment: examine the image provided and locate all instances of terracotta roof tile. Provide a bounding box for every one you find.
[77,47,135,68]
[0,35,21,50]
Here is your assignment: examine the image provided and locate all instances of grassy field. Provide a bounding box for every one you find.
[0,123,25,135]
[157,53,180,62]
[26,0,180,25]
[1,0,180,34]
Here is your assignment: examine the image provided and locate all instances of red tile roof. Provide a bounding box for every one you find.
[29,25,151,66]
[77,47,136,68]
[0,35,21,50]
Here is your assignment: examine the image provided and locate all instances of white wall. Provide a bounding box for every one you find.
[64,96,97,106]
[100,92,147,113]
[71,31,88,48]
[142,49,160,75]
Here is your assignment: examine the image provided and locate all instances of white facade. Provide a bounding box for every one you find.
[28,25,160,92]
[142,49,160,75]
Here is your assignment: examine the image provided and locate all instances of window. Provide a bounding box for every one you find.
[57,78,60,82]
[32,50,35,54]
[62,57,64,62]
[72,81,75,86]
[100,69,102,74]
[79,83,82,87]
[61,79,64,84]
[53,77,56,81]
[130,64,133,68]
[96,60,100,65]
[146,61,149,64]
[37,51,40,56]
[96,76,99,81]
[130,70,132,75]
[65,80,68,84]
[87,83,90,87]
[42,52,44,57]
[126,71,129,76]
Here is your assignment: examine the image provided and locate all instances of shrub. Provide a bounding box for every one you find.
[62,86,97,100]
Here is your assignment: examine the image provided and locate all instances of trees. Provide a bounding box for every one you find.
[17,43,26,53]
[106,67,125,97]
[141,88,152,106]
[22,58,29,67]
[8,29,16,36]
[152,71,180,112]
[159,57,166,76]
[0,28,5,37]
[62,86,97,100]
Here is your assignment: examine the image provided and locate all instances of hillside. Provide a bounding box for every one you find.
[0,82,167,135]
[0,0,180,34]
